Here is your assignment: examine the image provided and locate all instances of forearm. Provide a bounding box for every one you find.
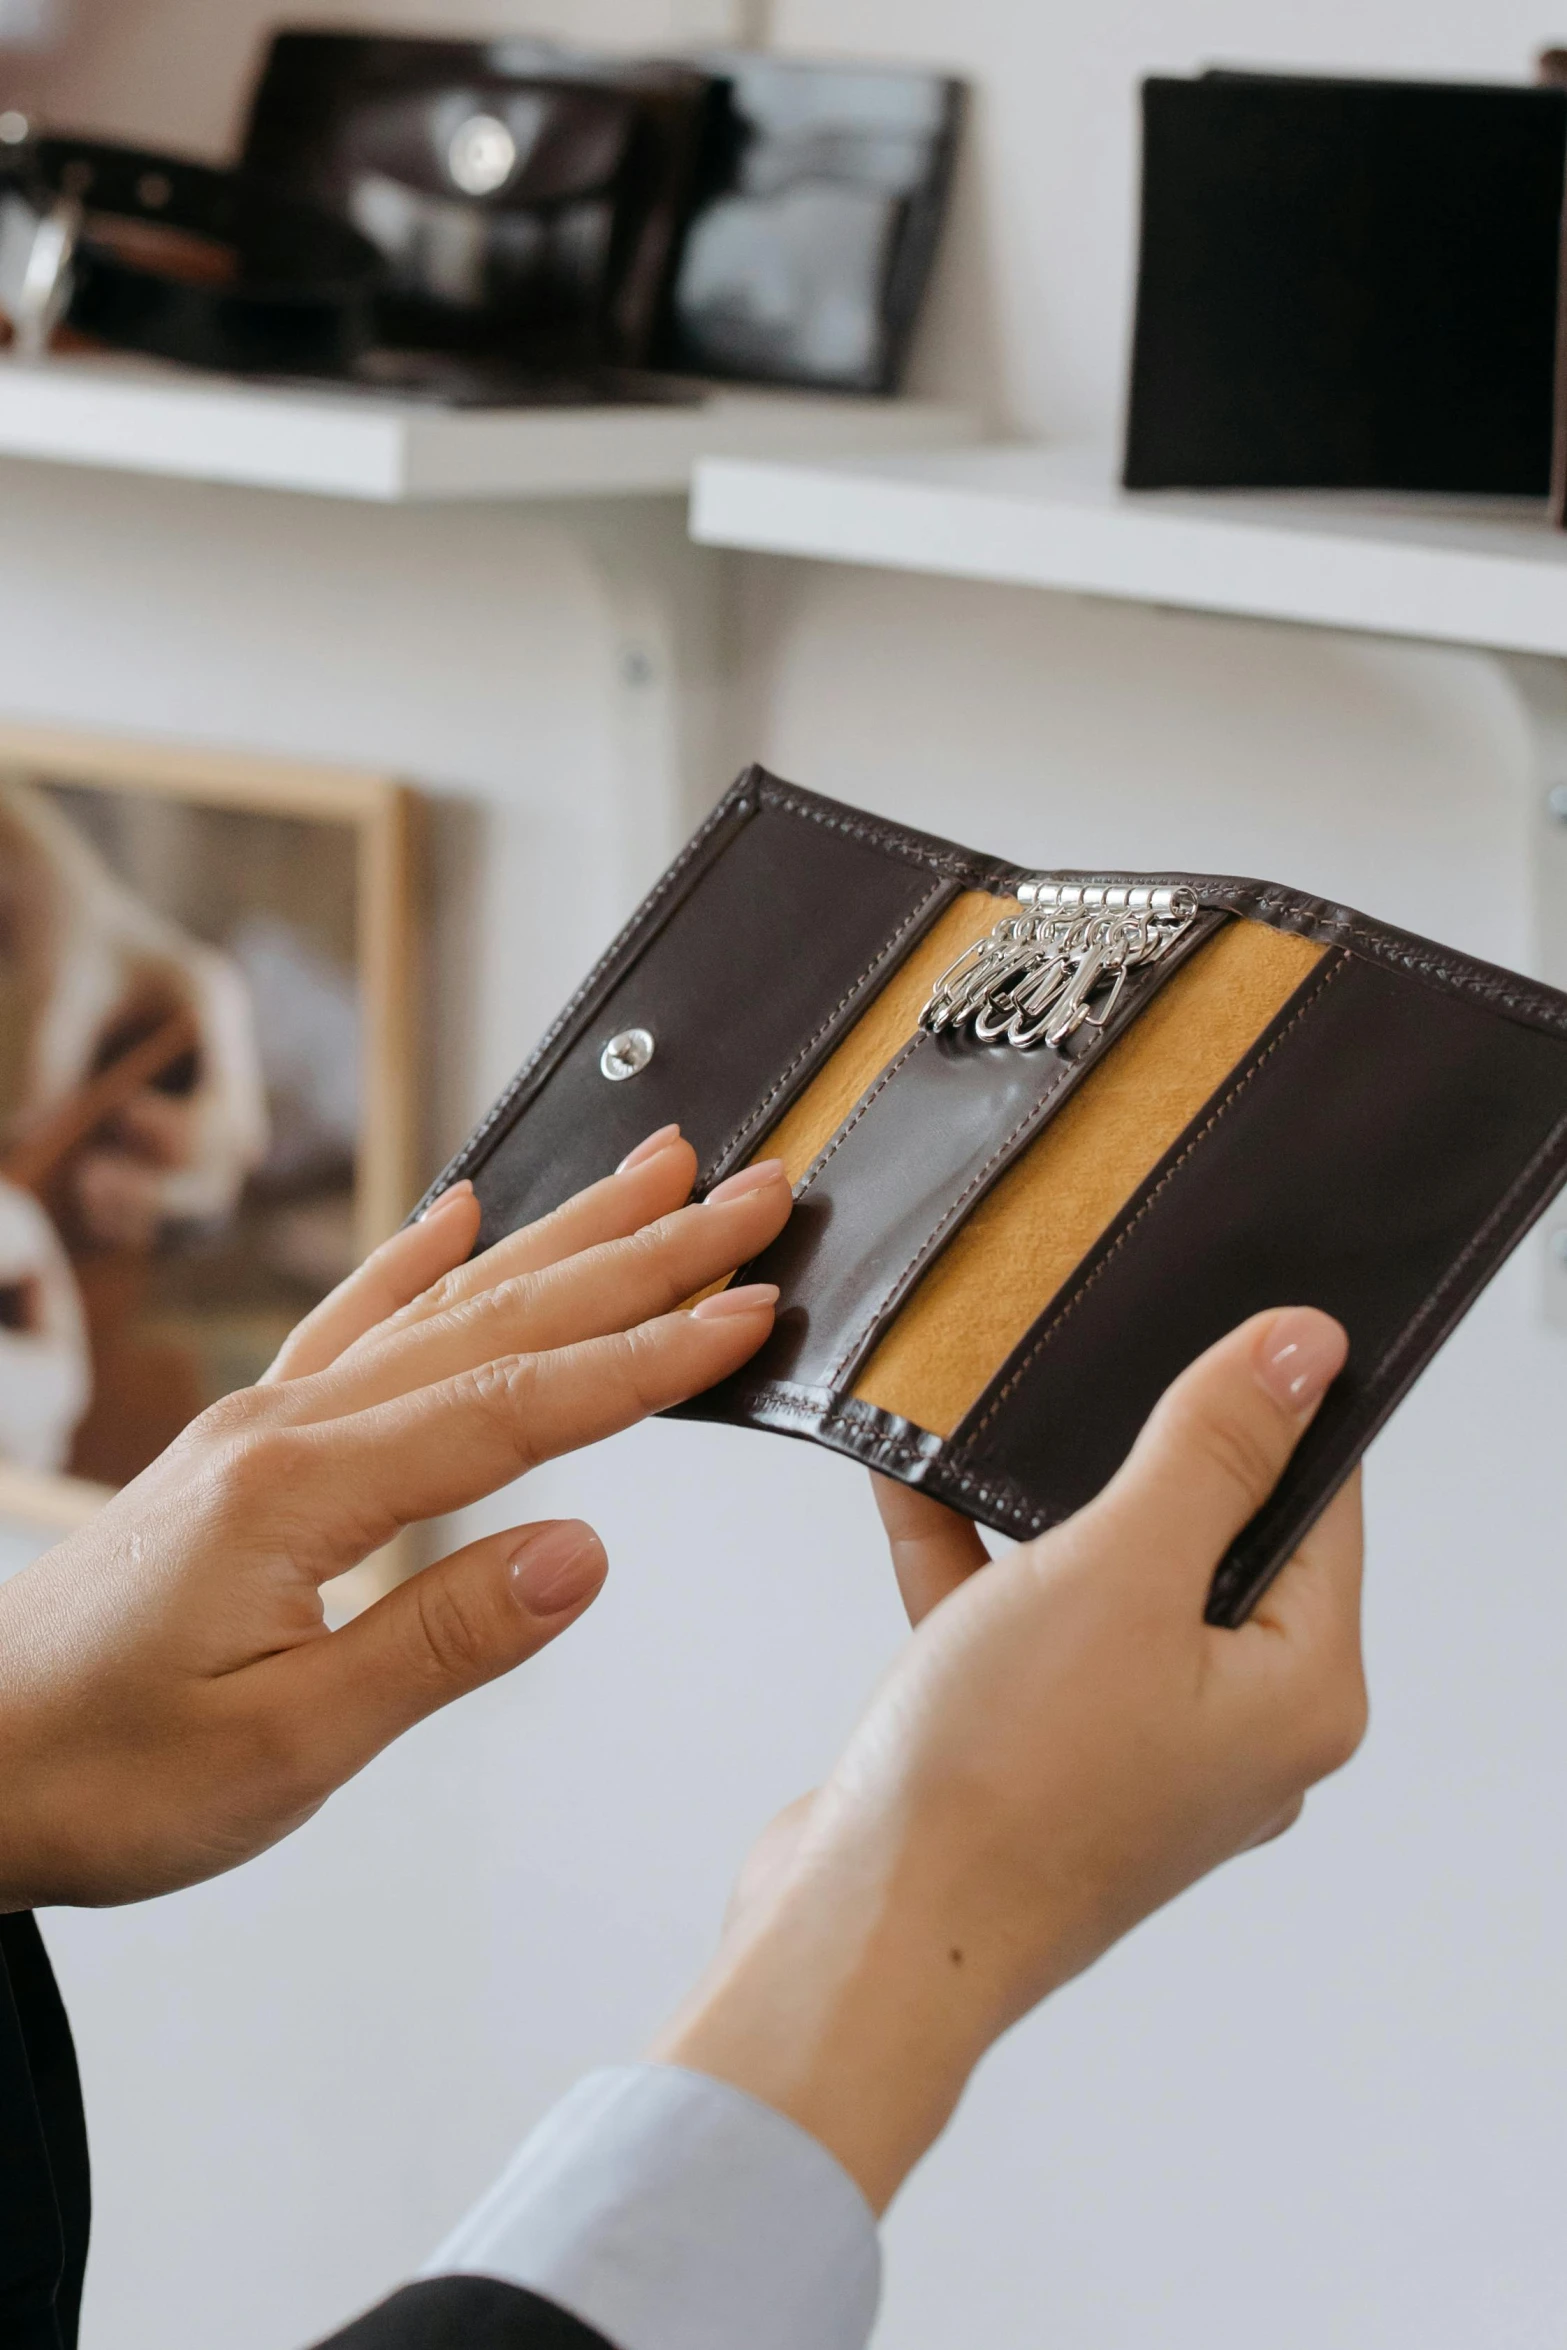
[652,1844,996,2216]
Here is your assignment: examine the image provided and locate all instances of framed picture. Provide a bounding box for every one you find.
[0,723,416,1569]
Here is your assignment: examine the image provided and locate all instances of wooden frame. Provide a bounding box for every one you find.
[0,721,416,1542]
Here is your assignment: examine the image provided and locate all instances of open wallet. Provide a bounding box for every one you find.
[425,771,1567,1624]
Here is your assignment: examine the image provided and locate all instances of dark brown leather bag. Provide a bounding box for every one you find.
[243,31,713,369]
[427,770,1567,1623]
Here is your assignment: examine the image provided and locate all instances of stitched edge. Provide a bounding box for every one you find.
[1205,1104,1567,1616]
[712,1380,1055,1532]
[418,772,1567,1228]
[793,1033,929,1200]
[930,1459,1054,1533]
[821,1055,1080,1386]
[1184,883,1567,1035]
[802,905,1225,1388]
[1289,914,1567,1031]
[701,877,950,1184]
[956,952,1350,1451]
[413,775,759,1214]
[1018,871,1567,1036]
[421,763,1567,1215]
[716,1380,945,1463]
[753,774,1008,888]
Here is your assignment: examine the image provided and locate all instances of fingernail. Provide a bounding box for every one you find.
[1256,1309,1347,1413]
[703,1159,787,1206]
[618,1124,681,1172]
[417,1180,473,1222]
[509,1521,606,1617]
[691,1282,780,1321]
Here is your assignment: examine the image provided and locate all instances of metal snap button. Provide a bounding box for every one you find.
[600,1028,655,1082]
[447,114,518,196]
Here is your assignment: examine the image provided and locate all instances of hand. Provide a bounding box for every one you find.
[655,1307,1365,2212]
[0,1130,792,1911]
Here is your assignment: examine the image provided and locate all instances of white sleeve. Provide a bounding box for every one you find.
[419,2062,881,2350]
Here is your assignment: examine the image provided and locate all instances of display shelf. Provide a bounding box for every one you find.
[691,440,1567,658]
[0,352,974,502]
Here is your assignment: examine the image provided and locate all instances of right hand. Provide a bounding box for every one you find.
[656,1306,1367,2211]
[0,1129,792,1912]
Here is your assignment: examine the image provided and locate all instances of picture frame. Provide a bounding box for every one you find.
[0,722,417,1597]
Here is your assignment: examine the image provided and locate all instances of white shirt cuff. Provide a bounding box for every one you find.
[419,2062,881,2350]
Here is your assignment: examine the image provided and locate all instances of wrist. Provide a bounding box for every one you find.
[652,1844,999,2213]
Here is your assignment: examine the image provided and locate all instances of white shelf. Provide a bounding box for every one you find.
[0,353,974,502]
[690,441,1567,658]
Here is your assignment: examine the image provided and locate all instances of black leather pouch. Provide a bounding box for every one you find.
[1124,70,1567,497]
[427,771,1567,1623]
[242,31,712,368]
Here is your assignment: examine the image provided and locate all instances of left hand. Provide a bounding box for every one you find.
[0,1132,791,1911]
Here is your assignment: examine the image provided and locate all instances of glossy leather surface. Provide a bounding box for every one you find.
[244,32,712,365]
[663,55,964,394]
[447,776,971,1251]
[434,771,1567,1620]
[8,138,380,374]
[727,915,1223,1394]
[954,947,1567,1620]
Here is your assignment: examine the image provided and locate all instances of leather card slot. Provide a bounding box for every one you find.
[724,907,1228,1398]
[855,919,1327,1433]
[457,782,958,1248]
[946,948,1567,1620]
[759,889,1021,1182]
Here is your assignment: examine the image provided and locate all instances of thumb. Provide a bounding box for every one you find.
[872,1473,989,1625]
[278,1518,607,1790]
[1087,1307,1348,1597]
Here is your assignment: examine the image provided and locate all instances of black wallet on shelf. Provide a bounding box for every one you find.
[661,54,964,395]
[242,31,713,371]
[240,31,963,398]
[423,771,1567,1626]
[1123,70,1567,501]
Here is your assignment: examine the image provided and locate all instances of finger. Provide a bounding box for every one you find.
[276,1289,781,1561]
[263,1184,480,1383]
[872,1473,989,1625]
[302,1160,793,1419]
[266,1517,608,1791]
[1081,1307,1349,1604]
[377,1136,699,1341]
[1246,1468,1364,1654]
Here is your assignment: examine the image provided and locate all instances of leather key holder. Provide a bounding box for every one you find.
[425,770,1567,1624]
[0,134,381,372]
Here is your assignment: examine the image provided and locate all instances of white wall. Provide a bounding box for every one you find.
[4,4,1567,2348]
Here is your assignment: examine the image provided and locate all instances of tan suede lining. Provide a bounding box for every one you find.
[850,920,1327,1435]
[760,890,1018,1182]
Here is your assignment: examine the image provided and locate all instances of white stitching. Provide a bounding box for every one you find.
[702,879,949,1182]
[958,954,1349,1448]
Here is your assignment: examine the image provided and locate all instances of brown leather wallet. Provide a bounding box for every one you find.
[426,769,1567,1623]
